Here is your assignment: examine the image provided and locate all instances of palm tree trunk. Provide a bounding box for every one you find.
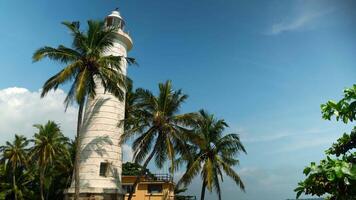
[40,169,45,200]
[74,101,84,200]
[127,149,156,200]
[12,168,17,200]
[200,181,206,200]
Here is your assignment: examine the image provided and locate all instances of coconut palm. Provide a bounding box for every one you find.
[122,80,140,132]
[121,80,196,200]
[31,121,69,200]
[178,110,246,200]
[0,134,29,200]
[45,139,75,200]
[0,167,36,200]
[33,20,136,199]
[0,163,5,199]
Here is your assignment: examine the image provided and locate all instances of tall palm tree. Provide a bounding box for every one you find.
[178,110,246,200]
[33,20,136,199]
[121,80,196,200]
[122,80,140,132]
[0,134,29,200]
[31,121,69,200]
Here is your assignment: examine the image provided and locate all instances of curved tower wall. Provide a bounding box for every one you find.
[66,10,133,200]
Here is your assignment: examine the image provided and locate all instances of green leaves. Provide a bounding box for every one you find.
[177,110,246,200]
[296,84,356,199]
[295,157,356,198]
[326,127,356,157]
[122,162,154,177]
[122,80,195,170]
[0,122,73,200]
[34,20,136,108]
[321,84,356,123]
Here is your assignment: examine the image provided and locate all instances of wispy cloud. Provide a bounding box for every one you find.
[273,136,334,153]
[268,8,333,35]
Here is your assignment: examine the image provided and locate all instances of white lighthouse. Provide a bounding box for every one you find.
[65,9,133,200]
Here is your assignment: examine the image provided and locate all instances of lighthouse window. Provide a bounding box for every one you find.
[99,162,109,177]
[106,17,113,26]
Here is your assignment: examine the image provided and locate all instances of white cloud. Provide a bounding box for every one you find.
[0,87,77,144]
[241,131,291,143]
[0,87,135,165]
[272,134,335,154]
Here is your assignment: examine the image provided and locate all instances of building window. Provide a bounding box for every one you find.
[99,162,109,177]
[147,184,162,194]
[122,185,135,194]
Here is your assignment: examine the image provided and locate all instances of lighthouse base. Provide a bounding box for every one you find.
[64,188,124,200]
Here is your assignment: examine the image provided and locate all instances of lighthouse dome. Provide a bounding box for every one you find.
[108,10,122,19]
[106,9,125,29]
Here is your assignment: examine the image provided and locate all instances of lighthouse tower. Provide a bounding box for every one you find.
[65,9,133,200]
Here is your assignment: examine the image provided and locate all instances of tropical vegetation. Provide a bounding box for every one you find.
[121,82,247,200]
[122,162,153,177]
[176,110,246,200]
[295,84,356,200]
[0,121,74,200]
[121,80,198,200]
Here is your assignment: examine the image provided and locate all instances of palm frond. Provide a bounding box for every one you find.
[219,159,245,191]
[33,46,80,63]
[177,155,203,187]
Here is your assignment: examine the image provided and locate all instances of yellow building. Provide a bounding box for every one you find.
[122,174,175,200]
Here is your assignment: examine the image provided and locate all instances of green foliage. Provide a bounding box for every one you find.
[0,135,29,170]
[121,80,197,200]
[0,121,73,200]
[122,162,153,177]
[122,80,196,171]
[31,121,71,200]
[321,84,356,123]
[0,135,34,200]
[177,110,246,200]
[295,158,356,199]
[296,85,356,200]
[174,185,197,200]
[326,128,356,157]
[33,20,136,106]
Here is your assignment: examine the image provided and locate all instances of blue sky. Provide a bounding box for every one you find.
[0,0,355,199]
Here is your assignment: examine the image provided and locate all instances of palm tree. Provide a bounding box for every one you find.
[122,80,140,132]
[0,163,6,199]
[178,110,246,200]
[0,134,29,200]
[31,121,69,200]
[33,20,136,199]
[121,80,196,200]
[46,139,75,200]
[0,167,36,200]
